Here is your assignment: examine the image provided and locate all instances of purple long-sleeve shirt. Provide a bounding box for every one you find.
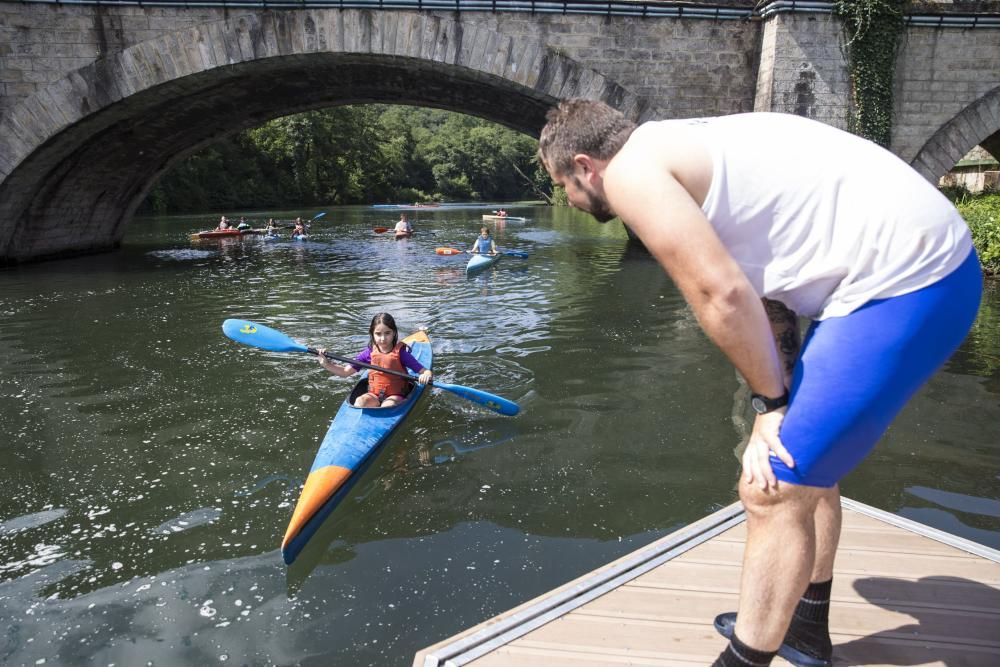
[352,345,425,374]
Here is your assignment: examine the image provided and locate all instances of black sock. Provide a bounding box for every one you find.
[712,633,776,666]
[794,578,832,623]
[786,579,833,659]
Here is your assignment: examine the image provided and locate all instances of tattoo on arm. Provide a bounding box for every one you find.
[762,298,800,380]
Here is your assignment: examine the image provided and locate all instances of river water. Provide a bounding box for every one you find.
[1,204,997,666]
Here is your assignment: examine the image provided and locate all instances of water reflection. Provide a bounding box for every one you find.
[417,425,521,467]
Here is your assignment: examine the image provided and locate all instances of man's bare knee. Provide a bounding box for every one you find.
[739,479,825,520]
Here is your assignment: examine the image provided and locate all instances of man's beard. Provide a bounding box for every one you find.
[586,191,615,223]
[574,176,615,223]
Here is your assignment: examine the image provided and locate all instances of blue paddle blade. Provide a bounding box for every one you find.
[504,251,529,258]
[434,382,520,416]
[222,319,310,354]
[312,212,326,220]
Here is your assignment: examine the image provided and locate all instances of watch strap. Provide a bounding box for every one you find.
[751,388,790,413]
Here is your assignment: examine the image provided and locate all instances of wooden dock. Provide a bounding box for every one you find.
[413,497,1000,666]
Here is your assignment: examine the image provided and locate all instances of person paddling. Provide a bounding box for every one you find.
[470,227,498,256]
[316,313,432,408]
[394,213,413,236]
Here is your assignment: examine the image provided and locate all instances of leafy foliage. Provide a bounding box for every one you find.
[834,0,906,147]
[142,105,549,213]
[953,192,1000,276]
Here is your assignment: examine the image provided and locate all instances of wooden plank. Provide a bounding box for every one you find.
[473,613,1000,666]
[470,642,756,666]
[468,615,742,665]
[676,539,1000,583]
[717,521,978,557]
[413,503,745,667]
[472,633,1000,667]
[632,561,1000,612]
[573,587,1000,646]
[416,500,1000,667]
[833,634,1000,667]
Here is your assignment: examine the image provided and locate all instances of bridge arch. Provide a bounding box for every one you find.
[911,86,1000,184]
[0,9,647,264]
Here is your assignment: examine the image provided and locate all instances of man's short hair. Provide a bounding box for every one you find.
[538,98,637,177]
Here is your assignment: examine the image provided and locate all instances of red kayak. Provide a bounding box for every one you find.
[191,229,242,239]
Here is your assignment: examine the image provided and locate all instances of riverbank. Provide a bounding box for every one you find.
[951,191,999,276]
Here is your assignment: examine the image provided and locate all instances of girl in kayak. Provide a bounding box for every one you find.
[316,313,432,408]
[471,227,498,255]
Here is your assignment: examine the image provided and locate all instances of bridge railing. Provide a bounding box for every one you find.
[11,0,1000,26]
[14,0,753,19]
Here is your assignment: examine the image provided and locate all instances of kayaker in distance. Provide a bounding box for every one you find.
[316,313,432,408]
[394,213,413,236]
[216,215,229,230]
[471,227,498,255]
[264,218,279,236]
[291,218,307,238]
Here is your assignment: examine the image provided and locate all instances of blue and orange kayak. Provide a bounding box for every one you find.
[281,330,432,564]
[466,253,500,275]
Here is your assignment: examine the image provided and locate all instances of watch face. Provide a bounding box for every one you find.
[751,397,766,414]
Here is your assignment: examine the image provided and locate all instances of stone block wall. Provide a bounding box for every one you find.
[894,26,1000,165]
[0,5,765,124]
[754,14,850,128]
[0,4,228,117]
[455,13,763,119]
[3,3,998,151]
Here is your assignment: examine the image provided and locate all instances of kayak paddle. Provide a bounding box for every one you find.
[222,319,519,416]
[435,247,528,258]
[373,227,389,234]
[277,212,324,229]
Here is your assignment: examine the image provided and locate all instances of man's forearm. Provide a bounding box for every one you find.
[762,298,800,388]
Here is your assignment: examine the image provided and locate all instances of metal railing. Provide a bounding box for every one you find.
[759,0,1000,27]
[12,0,754,18]
[8,0,1000,26]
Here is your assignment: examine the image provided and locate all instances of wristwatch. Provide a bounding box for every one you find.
[750,388,789,414]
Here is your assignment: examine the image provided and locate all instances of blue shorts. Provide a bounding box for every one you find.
[771,249,983,487]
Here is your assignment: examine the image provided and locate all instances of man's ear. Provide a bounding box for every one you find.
[573,154,599,183]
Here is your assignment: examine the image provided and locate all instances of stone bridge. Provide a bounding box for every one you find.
[1,0,998,263]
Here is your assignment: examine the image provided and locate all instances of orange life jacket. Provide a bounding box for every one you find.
[369,343,411,400]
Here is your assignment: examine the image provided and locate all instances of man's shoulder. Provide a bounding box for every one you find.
[614,120,711,175]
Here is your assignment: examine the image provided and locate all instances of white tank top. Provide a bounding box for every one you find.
[636,114,973,319]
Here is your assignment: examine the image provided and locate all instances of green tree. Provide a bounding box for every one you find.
[141,104,546,212]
